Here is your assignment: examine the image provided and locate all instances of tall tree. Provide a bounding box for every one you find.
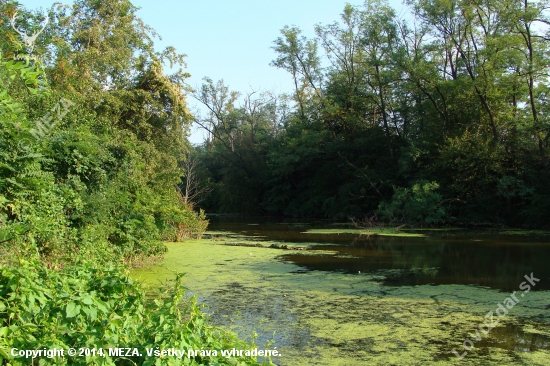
[272,26,322,121]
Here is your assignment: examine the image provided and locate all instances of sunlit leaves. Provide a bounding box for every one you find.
[0,262,266,365]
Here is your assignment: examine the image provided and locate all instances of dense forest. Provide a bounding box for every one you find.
[192,0,550,227]
[0,0,263,364]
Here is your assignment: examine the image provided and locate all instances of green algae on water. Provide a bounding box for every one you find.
[303,228,427,237]
[497,229,550,236]
[132,229,550,366]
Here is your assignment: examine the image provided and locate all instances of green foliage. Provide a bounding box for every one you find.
[173,208,209,241]
[193,0,550,227]
[0,50,54,253]
[377,181,447,224]
[0,4,233,365]
[1,0,207,258]
[0,260,265,365]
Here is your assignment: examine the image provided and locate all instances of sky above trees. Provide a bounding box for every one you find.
[21,0,407,143]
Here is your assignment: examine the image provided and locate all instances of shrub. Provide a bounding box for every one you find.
[377,181,447,224]
[0,260,266,365]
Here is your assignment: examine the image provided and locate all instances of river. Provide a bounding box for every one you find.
[132,217,550,365]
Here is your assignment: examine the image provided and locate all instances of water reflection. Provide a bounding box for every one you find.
[481,325,550,352]
[209,217,550,291]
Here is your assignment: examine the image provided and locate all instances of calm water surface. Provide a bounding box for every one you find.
[135,217,550,365]
[209,217,550,291]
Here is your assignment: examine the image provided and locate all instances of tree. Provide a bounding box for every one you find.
[271,26,322,121]
[179,150,211,207]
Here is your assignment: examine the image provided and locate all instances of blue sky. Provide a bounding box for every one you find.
[21,0,407,143]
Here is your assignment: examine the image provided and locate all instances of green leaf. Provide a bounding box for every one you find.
[82,306,98,321]
[65,302,81,318]
[81,294,94,305]
[95,299,109,313]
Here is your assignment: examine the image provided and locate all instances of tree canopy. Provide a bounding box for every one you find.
[194,0,550,227]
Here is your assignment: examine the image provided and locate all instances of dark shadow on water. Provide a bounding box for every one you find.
[480,324,550,352]
[209,217,550,291]
[281,235,550,291]
[437,324,550,360]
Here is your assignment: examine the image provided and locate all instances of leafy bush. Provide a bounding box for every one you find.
[377,181,447,224]
[1,12,235,366]
[0,19,208,258]
[0,260,266,365]
[172,207,209,241]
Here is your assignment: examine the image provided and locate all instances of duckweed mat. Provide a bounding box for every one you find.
[132,231,550,365]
